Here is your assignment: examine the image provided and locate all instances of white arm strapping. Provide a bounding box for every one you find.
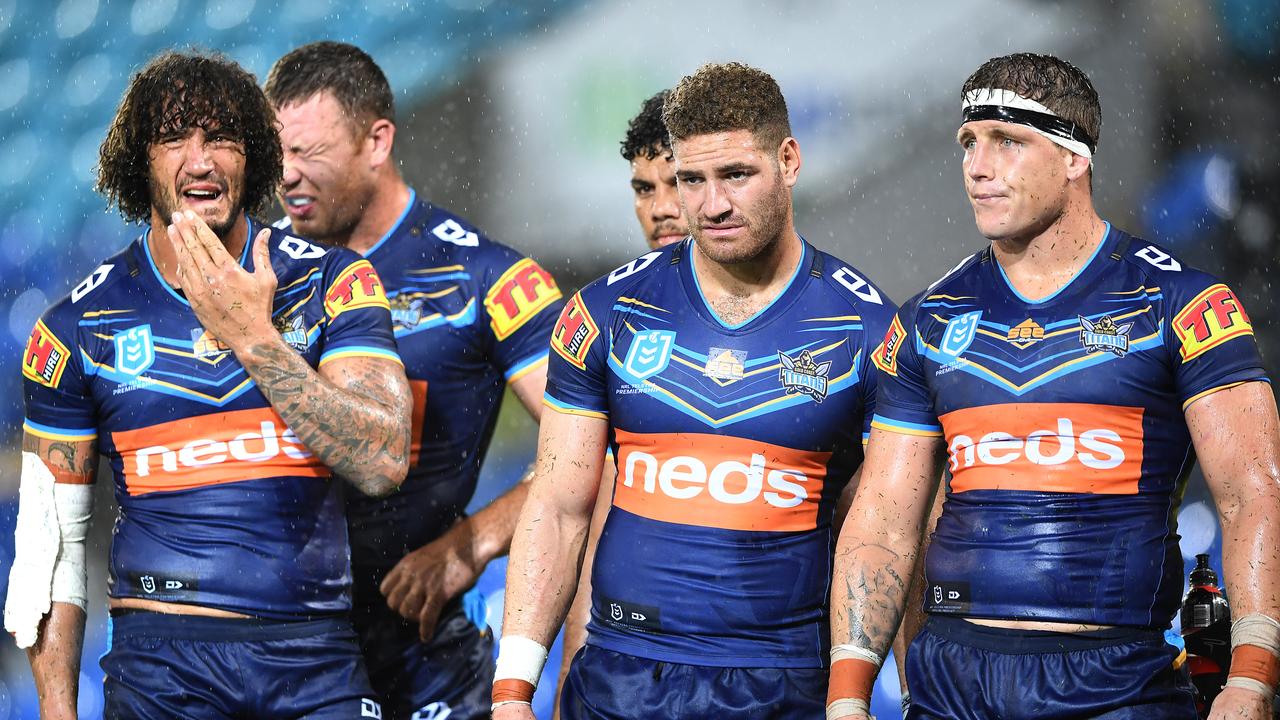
[3,452,91,649]
[494,635,548,686]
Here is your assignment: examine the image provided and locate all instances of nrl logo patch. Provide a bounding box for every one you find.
[778,349,830,402]
[1079,315,1132,356]
[274,312,310,352]
[114,325,155,376]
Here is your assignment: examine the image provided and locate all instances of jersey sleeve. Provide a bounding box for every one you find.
[858,300,898,444]
[479,249,564,384]
[22,306,98,443]
[543,288,610,419]
[868,303,943,437]
[1164,272,1269,408]
[317,248,401,367]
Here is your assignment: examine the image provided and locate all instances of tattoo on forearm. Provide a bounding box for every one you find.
[839,543,909,655]
[241,340,410,495]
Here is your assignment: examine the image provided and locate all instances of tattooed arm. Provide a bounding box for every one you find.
[166,212,411,497]
[238,344,411,496]
[20,431,95,720]
[830,427,942,705]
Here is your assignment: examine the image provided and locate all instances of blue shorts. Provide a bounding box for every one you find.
[101,610,381,719]
[353,592,493,720]
[561,645,825,719]
[905,616,1197,720]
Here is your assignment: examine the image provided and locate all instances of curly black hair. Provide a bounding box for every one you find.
[96,49,283,223]
[620,90,671,162]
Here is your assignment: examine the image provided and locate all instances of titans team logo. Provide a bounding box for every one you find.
[274,312,310,352]
[390,293,428,329]
[624,330,676,380]
[1079,315,1132,356]
[941,311,982,358]
[114,325,155,376]
[778,349,830,402]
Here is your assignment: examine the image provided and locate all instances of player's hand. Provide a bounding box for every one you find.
[380,520,482,642]
[492,702,536,720]
[167,210,277,353]
[1207,685,1272,719]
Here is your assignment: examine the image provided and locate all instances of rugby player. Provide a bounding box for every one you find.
[265,42,564,720]
[495,62,896,719]
[552,89,693,713]
[6,49,411,718]
[829,52,1280,720]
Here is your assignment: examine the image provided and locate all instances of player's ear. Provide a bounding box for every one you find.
[778,136,801,188]
[1064,149,1090,183]
[367,118,396,170]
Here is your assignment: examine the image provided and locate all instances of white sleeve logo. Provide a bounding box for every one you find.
[71,264,113,303]
[607,251,662,286]
[431,219,479,247]
[832,266,883,305]
[280,235,326,260]
[1135,246,1182,272]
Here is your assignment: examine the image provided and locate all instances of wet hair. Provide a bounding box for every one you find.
[621,90,672,162]
[96,49,283,223]
[264,41,395,130]
[663,62,792,151]
[962,52,1101,149]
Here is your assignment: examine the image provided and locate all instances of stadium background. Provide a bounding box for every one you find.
[0,0,1276,717]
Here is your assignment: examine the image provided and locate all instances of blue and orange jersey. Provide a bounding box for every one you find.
[871,223,1268,628]
[21,219,399,620]
[545,238,895,667]
[281,191,562,570]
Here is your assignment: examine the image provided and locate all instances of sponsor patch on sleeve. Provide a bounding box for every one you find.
[484,258,562,340]
[324,259,390,319]
[550,292,599,370]
[1173,283,1253,362]
[870,314,907,376]
[23,319,70,389]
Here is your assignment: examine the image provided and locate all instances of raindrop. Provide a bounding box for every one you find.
[130,0,179,35]
[0,132,39,187]
[54,0,99,39]
[64,54,112,108]
[9,288,49,343]
[0,0,15,38]
[205,0,255,31]
[70,126,105,184]
[0,58,29,111]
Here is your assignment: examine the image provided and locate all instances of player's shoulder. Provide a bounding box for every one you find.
[576,241,677,309]
[411,200,512,263]
[1113,227,1222,294]
[45,238,140,322]
[812,247,895,317]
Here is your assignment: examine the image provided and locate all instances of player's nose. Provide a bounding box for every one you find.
[654,186,681,220]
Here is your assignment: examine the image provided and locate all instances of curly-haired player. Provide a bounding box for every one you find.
[7,49,412,718]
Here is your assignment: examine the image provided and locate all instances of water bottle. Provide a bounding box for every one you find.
[1181,554,1231,717]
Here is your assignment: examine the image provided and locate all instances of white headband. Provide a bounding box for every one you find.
[962,88,1094,161]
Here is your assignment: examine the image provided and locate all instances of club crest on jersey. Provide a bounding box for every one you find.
[23,319,70,388]
[389,293,428,329]
[624,330,676,380]
[114,325,155,376]
[274,312,310,352]
[1079,315,1132,356]
[1006,318,1045,348]
[704,347,747,382]
[778,349,830,402]
[191,327,231,362]
[941,311,982,358]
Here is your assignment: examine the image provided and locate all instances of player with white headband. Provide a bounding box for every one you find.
[829,52,1280,720]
